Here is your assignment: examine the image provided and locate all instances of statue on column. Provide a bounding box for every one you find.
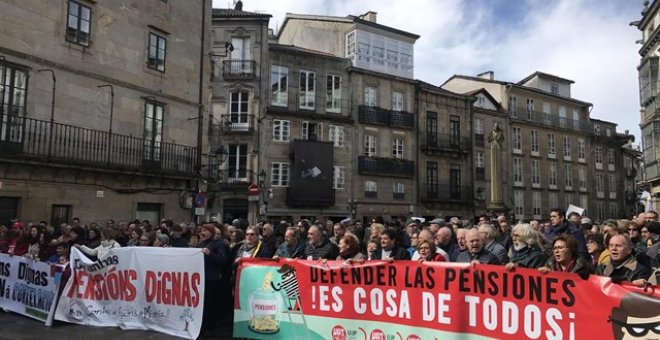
[487,122,506,211]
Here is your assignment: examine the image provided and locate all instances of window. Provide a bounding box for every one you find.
[595,147,603,169]
[364,135,377,156]
[51,205,72,228]
[475,151,485,180]
[450,164,461,199]
[514,191,524,218]
[329,125,345,147]
[563,136,571,160]
[564,164,573,190]
[427,162,438,198]
[393,182,405,200]
[333,166,345,189]
[607,149,615,171]
[606,128,612,137]
[147,33,167,71]
[229,91,249,130]
[508,95,517,117]
[271,162,290,187]
[392,91,403,112]
[565,194,574,206]
[609,175,617,199]
[449,115,460,148]
[597,202,606,222]
[365,86,377,107]
[596,174,604,198]
[532,192,541,218]
[548,133,556,157]
[326,75,341,113]
[559,106,566,128]
[549,192,558,209]
[271,65,288,106]
[549,162,557,188]
[513,127,522,153]
[346,31,356,57]
[580,195,589,216]
[594,124,601,135]
[299,70,315,109]
[579,166,587,191]
[302,122,322,141]
[530,130,539,155]
[143,100,164,161]
[272,120,290,142]
[426,112,438,147]
[474,118,484,135]
[66,1,91,46]
[609,203,618,219]
[392,138,404,159]
[0,65,28,144]
[228,144,248,180]
[526,99,534,120]
[550,83,559,95]
[365,181,378,198]
[229,37,252,74]
[513,157,524,186]
[543,102,551,125]
[531,159,540,188]
[577,138,586,162]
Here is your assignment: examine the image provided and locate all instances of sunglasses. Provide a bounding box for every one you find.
[609,318,660,337]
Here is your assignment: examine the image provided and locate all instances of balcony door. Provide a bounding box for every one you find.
[229,91,249,131]
[426,112,437,147]
[0,65,27,153]
[426,162,438,199]
[230,37,251,74]
[227,144,247,182]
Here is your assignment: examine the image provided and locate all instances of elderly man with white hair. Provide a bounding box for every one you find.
[505,223,547,271]
[478,223,509,264]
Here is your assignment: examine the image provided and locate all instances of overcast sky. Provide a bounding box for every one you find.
[213,0,645,144]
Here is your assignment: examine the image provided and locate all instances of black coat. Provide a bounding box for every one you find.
[198,238,231,282]
[596,255,651,284]
[371,245,411,260]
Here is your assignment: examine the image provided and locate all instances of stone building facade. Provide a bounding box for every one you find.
[0,0,209,225]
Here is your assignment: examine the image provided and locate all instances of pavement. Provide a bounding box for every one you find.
[0,311,234,340]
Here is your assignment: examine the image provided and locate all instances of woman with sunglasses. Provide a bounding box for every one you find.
[539,235,593,279]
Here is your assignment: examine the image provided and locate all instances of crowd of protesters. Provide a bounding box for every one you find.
[1,207,659,335]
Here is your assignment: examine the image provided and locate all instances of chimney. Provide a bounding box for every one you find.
[360,11,378,23]
[476,71,494,80]
[234,0,243,11]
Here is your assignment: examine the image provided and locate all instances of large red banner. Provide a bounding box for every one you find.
[234,259,660,340]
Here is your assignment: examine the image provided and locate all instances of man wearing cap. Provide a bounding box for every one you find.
[580,217,593,235]
[429,218,445,235]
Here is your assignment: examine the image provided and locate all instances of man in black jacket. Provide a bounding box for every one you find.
[596,234,650,284]
[371,229,411,260]
[544,208,588,259]
[198,224,231,335]
[304,225,338,260]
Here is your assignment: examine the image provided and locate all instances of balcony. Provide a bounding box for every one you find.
[222,60,256,80]
[358,156,414,178]
[421,132,471,155]
[205,167,255,190]
[358,106,414,129]
[512,108,591,133]
[217,114,255,134]
[420,183,473,203]
[0,113,196,177]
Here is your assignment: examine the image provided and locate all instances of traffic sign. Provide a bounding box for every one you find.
[248,184,259,195]
[194,192,207,208]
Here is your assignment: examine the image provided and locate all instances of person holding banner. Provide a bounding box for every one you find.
[545,208,588,259]
[505,223,547,270]
[74,227,120,258]
[539,235,593,280]
[198,223,231,336]
[456,228,500,265]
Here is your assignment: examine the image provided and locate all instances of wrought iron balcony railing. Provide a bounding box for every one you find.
[421,132,471,154]
[420,183,473,202]
[222,60,256,80]
[358,105,414,129]
[0,113,197,177]
[358,156,414,178]
[217,114,256,134]
[510,108,592,133]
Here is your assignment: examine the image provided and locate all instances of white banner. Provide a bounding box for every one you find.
[0,253,63,325]
[55,247,205,339]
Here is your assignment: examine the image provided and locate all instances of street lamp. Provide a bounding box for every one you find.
[37,69,56,158]
[97,84,114,164]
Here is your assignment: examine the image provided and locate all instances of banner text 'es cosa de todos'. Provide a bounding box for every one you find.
[233,259,660,340]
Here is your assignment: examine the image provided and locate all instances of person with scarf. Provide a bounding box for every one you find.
[25,225,43,260]
[539,235,593,280]
[505,223,547,271]
[234,226,270,260]
[336,234,366,261]
[596,234,650,284]
[75,227,121,259]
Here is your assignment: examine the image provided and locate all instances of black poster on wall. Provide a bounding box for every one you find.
[287,140,335,207]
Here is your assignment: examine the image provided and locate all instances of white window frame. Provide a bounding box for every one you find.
[550,83,559,95]
[559,106,567,128]
[392,138,404,159]
[596,173,604,198]
[563,136,571,161]
[333,166,345,190]
[508,95,517,118]
[609,175,617,199]
[475,151,485,168]
[526,98,534,120]
[578,166,587,192]
[577,138,586,163]
[564,164,573,190]
[326,75,341,113]
[271,162,290,187]
[364,135,377,156]
[271,65,288,106]
[272,120,290,142]
[609,203,618,219]
[532,192,541,219]
[595,147,603,170]
[393,182,405,195]
[594,124,601,135]
[548,133,556,158]
[302,122,323,141]
[607,149,615,171]
[549,162,557,189]
[365,86,377,107]
[474,118,484,135]
[329,125,345,147]
[549,192,558,209]
[299,70,316,110]
[514,191,524,219]
[513,127,522,154]
[513,157,524,186]
[530,130,539,156]
[531,159,540,188]
[365,181,377,192]
[392,91,404,112]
